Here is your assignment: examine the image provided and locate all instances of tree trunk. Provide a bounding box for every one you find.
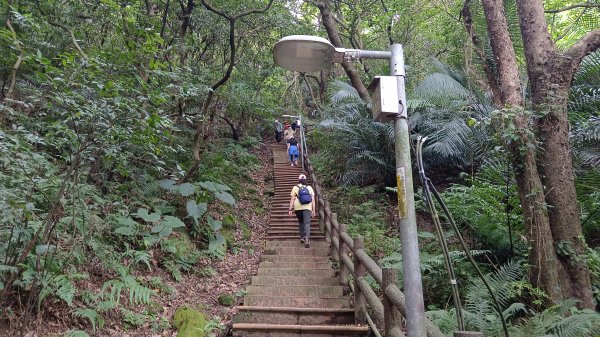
[516,0,594,308]
[315,0,370,102]
[481,0,566,302]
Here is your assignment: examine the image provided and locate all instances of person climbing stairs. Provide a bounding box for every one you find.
[231,143,369,336]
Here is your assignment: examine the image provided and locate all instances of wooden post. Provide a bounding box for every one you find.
[330,213,339,261]
[453,332,483,337]
[383,268,403,336]
[324,200,331,239]
[354,237,367,325]
[339,223,349,286]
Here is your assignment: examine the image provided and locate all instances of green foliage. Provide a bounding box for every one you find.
[410,60,495,170]
[71,308,104,333]
[121,308,147,328]
[101,268,154,306]
[433,161,523,255]
[314,80,395,187]
[38,273,81,309]
[64,330,90,337]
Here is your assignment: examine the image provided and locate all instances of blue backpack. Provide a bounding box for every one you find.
[297,185,312,204]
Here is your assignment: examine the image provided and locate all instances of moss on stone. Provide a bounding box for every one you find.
[162,232,195,257]
[172,306,207,337]
[218,293,235,306]
[222,213,236,229]
[221,228,235,247]
[239,221,251,241]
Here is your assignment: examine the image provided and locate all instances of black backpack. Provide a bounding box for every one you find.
[297,185,312,204]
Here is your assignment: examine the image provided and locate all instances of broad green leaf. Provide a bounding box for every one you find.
[151,223,166,234]
[117,216,137,227]
[186,200,207,220]
[158,179,177,191]
[199,181,218,192]
[114,226,136,236]
[158,227,172,238]
[136,208,161,222]
[143,234,160,246]
[207,215,222,231]
[177,183,195,196]
[208,234,226,260]
[36,244,56,255]
[162,215,185,228]
[214,190,235,205]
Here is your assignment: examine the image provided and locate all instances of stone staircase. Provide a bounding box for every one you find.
[231,144,369,337]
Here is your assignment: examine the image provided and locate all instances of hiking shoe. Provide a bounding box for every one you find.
[300,237,305,243]
[304,240,310,248]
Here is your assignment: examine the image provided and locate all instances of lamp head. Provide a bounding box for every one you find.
[273,35,336,72]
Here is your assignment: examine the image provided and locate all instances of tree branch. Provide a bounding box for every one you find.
[567,28,600,65]
[4,6,23,100]
[180,0,275,183]
[545,3,600,14]
[460,0,501,106]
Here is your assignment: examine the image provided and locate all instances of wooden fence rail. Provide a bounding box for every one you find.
[305,158,445,337]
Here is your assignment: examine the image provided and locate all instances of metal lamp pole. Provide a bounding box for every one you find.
[273,36,426,337]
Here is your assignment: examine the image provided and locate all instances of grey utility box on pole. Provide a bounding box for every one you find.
[369,76,400,122]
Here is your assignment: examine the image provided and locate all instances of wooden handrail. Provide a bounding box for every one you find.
[303,156,445,337]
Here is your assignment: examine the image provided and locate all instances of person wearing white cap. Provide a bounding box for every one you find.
[288,174,316,248]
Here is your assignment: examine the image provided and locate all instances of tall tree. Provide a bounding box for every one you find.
[478,0,600,308]
[181,0,275,183]
[309,0,371,101]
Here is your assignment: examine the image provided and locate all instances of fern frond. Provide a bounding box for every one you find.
[72,308,103,332]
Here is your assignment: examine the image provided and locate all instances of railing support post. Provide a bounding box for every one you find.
[354,237,367,325]
[330,213,339,261]
[324,201,331,235]
[383,268,403,337]
[339,223,349,286]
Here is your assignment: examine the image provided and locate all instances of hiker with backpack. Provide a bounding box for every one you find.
[287,136,300,166]
[288,174,316,248]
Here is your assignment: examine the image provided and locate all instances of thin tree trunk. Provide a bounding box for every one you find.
[315,0,370,102]
[461,0,501,107]
[516,0,594,308]
[481,0,565,302]
[180,0,274,183]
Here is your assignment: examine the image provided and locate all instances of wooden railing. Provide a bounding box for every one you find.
[304,157,445,337]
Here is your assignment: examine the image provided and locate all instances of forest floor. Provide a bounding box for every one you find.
[6,142,275,337]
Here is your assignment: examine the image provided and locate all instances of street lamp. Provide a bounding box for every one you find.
[273,35,426,337]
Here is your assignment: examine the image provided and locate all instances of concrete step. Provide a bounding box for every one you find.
[232,323,368,337]
[246,285,342,297]
[258,268,334,277]
[259,261,332,269]
[243,295,350,308]
[265,235,324,240]
[265,241,329,249]
[251,275,340,286]
[261,254,329,263]
[270,217,319,222]
[269,223,321,227]
[268,228,322,233]
[263,247,329,256]
[268,227,321,232]
[233,306,355,325]
[268,232,325,238]
[266,235,326,241]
